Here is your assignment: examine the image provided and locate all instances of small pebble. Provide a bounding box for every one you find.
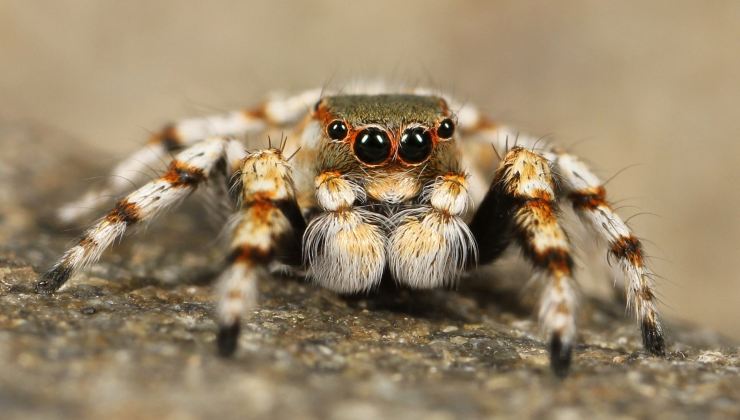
[80,306,96,315]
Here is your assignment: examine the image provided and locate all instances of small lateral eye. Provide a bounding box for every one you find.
[354,128,391,165]
[399,127,433,164]
[327,120,348,140]
[437,118,455,139]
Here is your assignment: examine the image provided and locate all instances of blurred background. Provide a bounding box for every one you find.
[1,1,738,339]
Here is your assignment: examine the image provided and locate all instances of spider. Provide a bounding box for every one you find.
[37,84,666,376]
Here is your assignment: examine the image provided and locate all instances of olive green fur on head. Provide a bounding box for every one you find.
[323,94,449,127]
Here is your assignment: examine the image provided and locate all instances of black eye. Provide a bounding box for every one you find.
[399,127,433,164]
[327,120,348,140]
[437,118,455,139]
[354,128,391,165]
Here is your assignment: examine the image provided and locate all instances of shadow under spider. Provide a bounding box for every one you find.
[338,271,534,324]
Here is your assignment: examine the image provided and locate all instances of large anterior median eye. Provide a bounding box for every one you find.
[399,127,433,164]
[354,128,391,165]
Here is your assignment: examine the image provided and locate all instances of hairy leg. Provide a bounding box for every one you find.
[458,101,666,358]
[38,137,232,293]
[215,148,306,356]
[471,147,579,376]
[553,152,665,355]
[58,89,321,223]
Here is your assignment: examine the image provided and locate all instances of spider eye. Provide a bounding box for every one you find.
[354,128,391,165]
[327,120,348,140]
[399,127,433,164]
[437,118,455,139]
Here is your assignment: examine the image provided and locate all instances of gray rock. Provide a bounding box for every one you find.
[1,121,738,419]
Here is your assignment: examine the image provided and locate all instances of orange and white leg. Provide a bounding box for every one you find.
[419,91,551,156]
[388,172,477,289]
[554,152,666,355]
[215,148,306,356]
[457,102,665,355]
[303,171,387,293]
[58,88,321,223]
[471,147,578,376]
[38,137,234,293]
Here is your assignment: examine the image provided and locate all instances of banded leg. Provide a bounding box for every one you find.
[58,88,321,223]
[388,172,477,288]
[37,138,230,293]
[554,152,665,355]
[215,148,306,356]
[447,98,549,155]
[303,171,387,293]
[472,147,578,376]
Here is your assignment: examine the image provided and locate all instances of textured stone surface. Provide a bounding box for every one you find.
[0,121,738,419]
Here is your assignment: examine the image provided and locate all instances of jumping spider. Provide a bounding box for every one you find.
[38,85,666,376]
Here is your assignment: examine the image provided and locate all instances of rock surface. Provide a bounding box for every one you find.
[0,121,738,419]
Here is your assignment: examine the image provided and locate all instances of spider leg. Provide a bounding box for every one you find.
[470,146,578,377]
[214,148,306,356]
[460,104,665,359]
[416,92,542,155]
[553,152,666,355]
[37,137,233,293]
[58,88,321,223]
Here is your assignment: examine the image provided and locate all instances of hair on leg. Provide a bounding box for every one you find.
[473,146,579,376]
[214,148,306,356]
[38,137,230,293]
[461,106,666,357]
[58,89,321,223]
[553,152,665,355]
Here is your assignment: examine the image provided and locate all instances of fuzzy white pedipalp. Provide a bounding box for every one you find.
[303,209,388,293]
[388,207,476,289]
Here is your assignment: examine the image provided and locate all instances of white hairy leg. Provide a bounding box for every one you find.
[38,138,230,293]
[553,152,665,354]
[215,148,306,355]
[58,88,321,223]
[471,146,579,376]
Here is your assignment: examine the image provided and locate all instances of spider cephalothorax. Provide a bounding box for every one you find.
[38,85,666,376]
[303,94,475,293]
[313,94,459,199]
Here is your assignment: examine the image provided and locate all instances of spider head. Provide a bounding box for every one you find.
[315,94,456,167]
[313,94,458,203]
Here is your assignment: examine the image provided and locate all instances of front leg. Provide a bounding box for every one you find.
[215,148,306,356]
[470,147,579,377]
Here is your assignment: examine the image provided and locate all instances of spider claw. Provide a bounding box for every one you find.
[217,322,240,357]
[35,265,72,294]
[549,334,573,378]
[641,320,666,356]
